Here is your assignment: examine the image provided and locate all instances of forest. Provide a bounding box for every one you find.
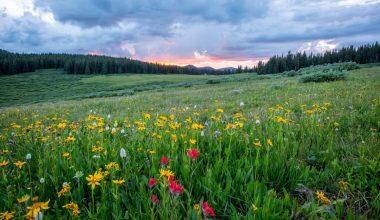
[250,42,380,74]
[1,42,379,75]
[0,50,224,75]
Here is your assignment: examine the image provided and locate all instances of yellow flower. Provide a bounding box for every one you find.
[112,179,126,185]
[0,160,9,167]
[25,200,50,220]
[105,162,119,170]
[252,204,258,213]
[0,211,15,220]
[185,118,192,123]
[216,108,224,113]
[304,109,314,114]
[17,195,30,204]
[159,116,168,121]
[14,161,26,169]
[57,123,66,129]
[193,204,200,211]
[159,169,175,180]
[193,112,200,116]
[275,116,290,123]
[315,191,331,204]
[189,139,197,145]
[143,113,151,119]
[86,172,104,190]
[58,183,71,198]
[64,136,76,143]
[191,123,204,130]
[62,202,80,217]
[338,180,349,191]
[171,134,178,142]
[253,141,262,148]
[148,150,156,155]
[267,139,273,147]
[11,124,21,129]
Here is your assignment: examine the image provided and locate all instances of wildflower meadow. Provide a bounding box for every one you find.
[0,64,379,219]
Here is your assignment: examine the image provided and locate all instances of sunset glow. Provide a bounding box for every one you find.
[0,0,379,68]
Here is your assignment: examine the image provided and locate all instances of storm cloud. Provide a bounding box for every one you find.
[0,0,379,68]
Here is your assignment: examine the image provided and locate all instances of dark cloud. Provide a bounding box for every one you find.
[34,0,269,28]
[1,0,380,67]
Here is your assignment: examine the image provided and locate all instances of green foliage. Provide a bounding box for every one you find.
[299,71,347,83]
[297,62,360,75]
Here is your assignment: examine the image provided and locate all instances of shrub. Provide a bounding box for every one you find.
[299,70,347,83]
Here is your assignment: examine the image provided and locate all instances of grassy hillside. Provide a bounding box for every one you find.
[0,64,379,219]
[0,69,259,107]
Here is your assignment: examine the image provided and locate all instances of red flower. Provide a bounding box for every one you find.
[151,195,159,204]
[161,156,169,165]
[202,202,210,209]
[187,148,200,160]
[168,180,183,195]
[148,178,156,188]
[202,201,216,217]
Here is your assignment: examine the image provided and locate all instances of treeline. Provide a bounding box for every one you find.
[252,42,380,74]
[0,50,224,75]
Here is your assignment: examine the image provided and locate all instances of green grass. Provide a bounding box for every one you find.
[0,64,379,219]
[0,69,260,107]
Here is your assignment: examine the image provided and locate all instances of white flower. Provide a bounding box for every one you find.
[114,122,118,127]
[255,119,261,124]
[39,178,45,184]
[240,102,244,107]
[62,182,68,187]
[120,129,125,134]
[26,153,32,160]
[111,128,116,133]
[200,131,205,136]
[194,105,197,109]
[73,171,83,179]
[90,109,93,113]
[120,148,127,158]
[105,126,110,131]
[93,155,100,159]
[92,122,97,126]
[107,114,111,119]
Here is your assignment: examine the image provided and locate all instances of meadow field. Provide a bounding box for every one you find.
[0,64,379,219]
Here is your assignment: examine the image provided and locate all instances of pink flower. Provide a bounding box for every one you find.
[168,180,183,195]
[148,178,156,188]
[161,156,169,165]
[151,195,159,204]
[187,148,200,160]
[202,201,216,217]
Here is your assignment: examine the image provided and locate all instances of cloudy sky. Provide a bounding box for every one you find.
[1,0,380,68]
